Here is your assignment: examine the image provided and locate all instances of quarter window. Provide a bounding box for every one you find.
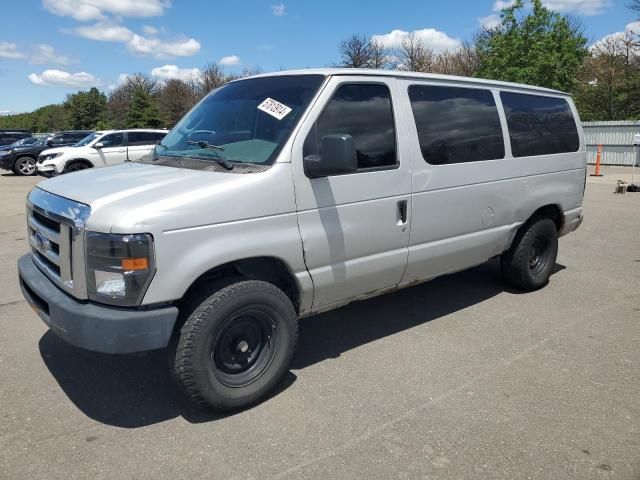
[500,92,579,157]
[304,83,397,170]
[408,85,505,165]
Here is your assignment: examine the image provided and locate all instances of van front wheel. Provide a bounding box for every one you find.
[173,280,298,410]
[501,218,558,291]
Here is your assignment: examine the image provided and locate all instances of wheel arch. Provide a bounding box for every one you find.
[13,153,37,165]
[178,256,301,315]
[506,204,564,251]
[64,158,93,171]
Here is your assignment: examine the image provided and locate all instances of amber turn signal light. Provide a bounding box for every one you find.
[121,257,149,271]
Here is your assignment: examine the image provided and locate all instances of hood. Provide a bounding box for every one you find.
[40,146,74,156]
[35,161,292,234]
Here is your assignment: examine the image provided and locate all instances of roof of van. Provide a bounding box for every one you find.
[245,68,569,96]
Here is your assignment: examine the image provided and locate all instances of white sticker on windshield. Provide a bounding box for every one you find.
[257,97,292,120]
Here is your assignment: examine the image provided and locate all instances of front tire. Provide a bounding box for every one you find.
[173,280,298,410]
[501,217,558,291]
[64,161,89,173]
[14,157,36,176]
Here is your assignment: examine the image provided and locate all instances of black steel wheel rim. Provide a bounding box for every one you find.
[211,309,277,388]
[528,236,550,275]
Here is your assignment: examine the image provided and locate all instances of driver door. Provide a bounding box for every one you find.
[96,132,126,167]
[291,77,412,309]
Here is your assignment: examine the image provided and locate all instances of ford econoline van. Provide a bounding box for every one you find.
[18,69,586,410]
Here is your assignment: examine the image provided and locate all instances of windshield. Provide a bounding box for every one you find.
[12,137,36,147]
[75,132,102,147]
[157,75,325,166]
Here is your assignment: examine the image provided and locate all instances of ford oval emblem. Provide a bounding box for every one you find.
[33,230,51,254]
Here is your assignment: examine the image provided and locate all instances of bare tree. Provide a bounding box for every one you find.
[396,33,435,72]
[368,38,388,69]
[573,31,640,120]
[199,63,226,96]
[157,79,200,128]
[434,41,480,76]
[106,73,157,129]
[339,34,374,68]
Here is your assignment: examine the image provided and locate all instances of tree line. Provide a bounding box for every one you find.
[0,64,261,133]
[0,0,638,132]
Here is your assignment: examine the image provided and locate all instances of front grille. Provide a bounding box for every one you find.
[27,188,91,299]
[33,209,60,232]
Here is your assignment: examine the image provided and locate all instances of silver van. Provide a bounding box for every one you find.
[18,69,586,410]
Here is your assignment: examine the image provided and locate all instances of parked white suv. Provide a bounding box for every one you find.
[18,70,586,410]
[37,129,167,176]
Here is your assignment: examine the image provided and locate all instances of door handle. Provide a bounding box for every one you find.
[397,200,408,225]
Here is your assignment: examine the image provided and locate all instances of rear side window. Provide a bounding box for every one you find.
[500,93,579,157]
[304,83,397,170]
[408,85,505,165]
[128,131,164,146]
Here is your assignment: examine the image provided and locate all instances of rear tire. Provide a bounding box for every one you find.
[501,217,558,291]
[14,157,36,176]
[173,280,298,410]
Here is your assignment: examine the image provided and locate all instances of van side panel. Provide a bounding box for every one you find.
[399,79,586,287]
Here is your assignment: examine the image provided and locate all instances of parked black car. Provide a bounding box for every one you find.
[0,137,38,151]
[0,130,31,147]
[0,130,92,176]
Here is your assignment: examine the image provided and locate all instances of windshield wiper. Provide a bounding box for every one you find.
[187,140,225,151]
[186,140,233,170]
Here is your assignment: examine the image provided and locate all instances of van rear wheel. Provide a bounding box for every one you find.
[501,217,558,291]
[172,280,298,410]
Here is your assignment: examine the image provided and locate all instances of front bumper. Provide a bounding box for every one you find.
[18,254,178,354]
[36,163,59,177]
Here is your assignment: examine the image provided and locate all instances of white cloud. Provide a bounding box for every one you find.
[0,110,11,116]
[28,69,100,87]
[107,73,131,90]
[479,14,501,29]
[371,29,461,53]
[271,3,286,16]
[492,0,516,11]
[0,42,26,59]
[591,21,640,53]
[73,22,199,58]
[151,64,201,82]
[541,0,612,16]
[219,55,241,66]
[42,0,171,21]
[74,22,134,42]
[142,25,159,35]
[30,44,73,65]
[127,34,200,58]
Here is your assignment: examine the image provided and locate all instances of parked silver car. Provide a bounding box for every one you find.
[18,69,586,410]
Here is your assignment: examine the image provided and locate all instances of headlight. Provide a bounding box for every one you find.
[0,150,12,157]
[40,152,63,162]
[86,232,156,307]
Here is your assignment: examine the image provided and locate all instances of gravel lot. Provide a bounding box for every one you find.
[1,167,639,479]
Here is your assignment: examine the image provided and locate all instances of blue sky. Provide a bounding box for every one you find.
[0,0,636,113]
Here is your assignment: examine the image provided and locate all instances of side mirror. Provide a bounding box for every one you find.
[94,142,104,149]
[46,140,53,147]
[304,134,358,179]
